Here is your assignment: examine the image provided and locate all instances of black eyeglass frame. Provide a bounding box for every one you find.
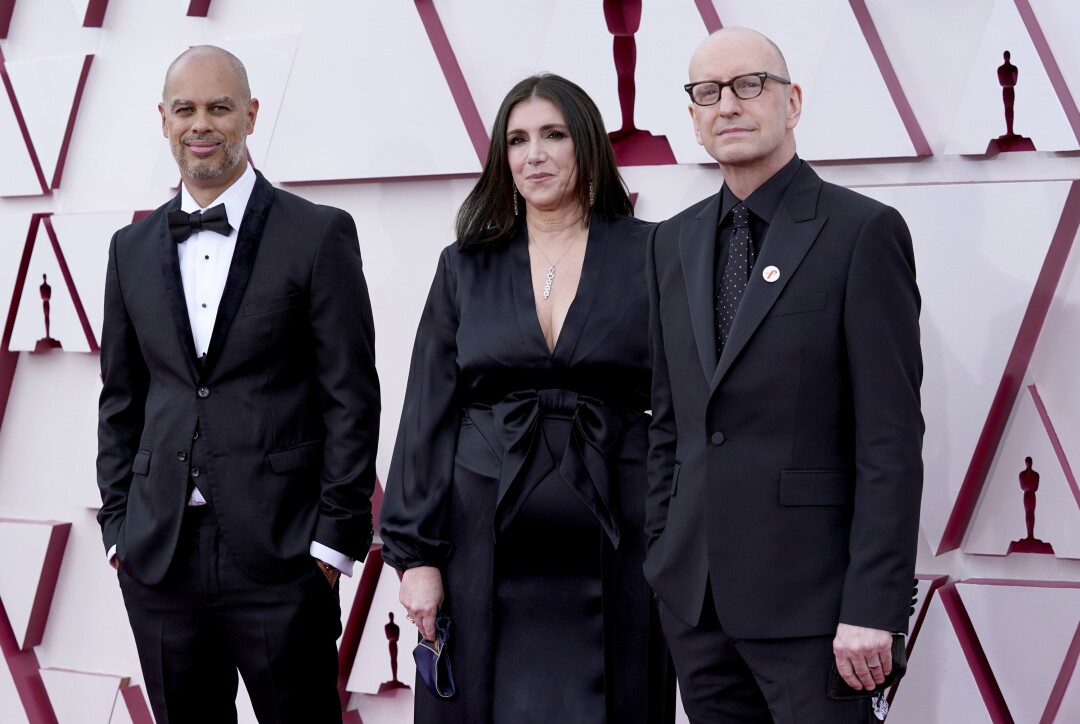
[684,72,792,105]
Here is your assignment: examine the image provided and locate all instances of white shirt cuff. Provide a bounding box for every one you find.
[106,544,117,565]
[310,541,354,577]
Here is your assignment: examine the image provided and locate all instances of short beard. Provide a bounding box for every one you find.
[173,133,247,181]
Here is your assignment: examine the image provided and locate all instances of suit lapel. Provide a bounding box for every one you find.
[679,194,721,382]
[201,170,275,377]
[159,192,200,377]
[711,165,826,390]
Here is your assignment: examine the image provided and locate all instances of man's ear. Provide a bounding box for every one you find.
[786,83,802,131]
[246,98,260,134]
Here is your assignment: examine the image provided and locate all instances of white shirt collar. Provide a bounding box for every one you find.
[179,163,258,233]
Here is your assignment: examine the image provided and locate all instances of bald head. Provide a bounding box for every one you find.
[163,45,250,103]
[684,26,801,198]
[159,44,258,205]
[689,27,789,81]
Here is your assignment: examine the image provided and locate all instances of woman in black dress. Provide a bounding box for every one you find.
[380,73,670,724]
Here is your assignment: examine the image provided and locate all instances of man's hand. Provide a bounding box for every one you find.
[110,557,120,571]
[400,566,444,642]
[833,623,893,690]
[316,559,340,587]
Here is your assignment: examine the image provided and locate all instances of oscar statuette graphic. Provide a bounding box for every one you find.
[1007,456,1054,554]
[986,50,1036,153]
[33,273,63,352]
[604,0,675,165]
[377,612,409,694]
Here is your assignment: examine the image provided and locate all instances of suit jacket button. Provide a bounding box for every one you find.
[177,450,187,462]
[191,467,201,478]
[197,387,210,398]
[711,432,725,445]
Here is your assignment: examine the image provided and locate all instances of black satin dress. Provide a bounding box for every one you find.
[380,214,672,724]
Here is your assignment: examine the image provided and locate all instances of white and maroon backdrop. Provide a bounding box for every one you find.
[1,1,1079,722]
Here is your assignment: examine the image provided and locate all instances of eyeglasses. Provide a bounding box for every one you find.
[684,73,791,106]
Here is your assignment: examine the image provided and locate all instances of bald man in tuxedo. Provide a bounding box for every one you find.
[97,45,379,722]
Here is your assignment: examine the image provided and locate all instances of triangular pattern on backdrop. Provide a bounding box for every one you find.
[0,52,45,196]
[0,651,31,724]
[39,668,125,724]
[0,519,70,650]
[959,580,1080,723]
[3,54,93,189]
[887,587,995,723]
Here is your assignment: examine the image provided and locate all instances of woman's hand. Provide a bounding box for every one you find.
[400,566,444,641]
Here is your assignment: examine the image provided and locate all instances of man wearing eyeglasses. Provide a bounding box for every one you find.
[644,27,923,723]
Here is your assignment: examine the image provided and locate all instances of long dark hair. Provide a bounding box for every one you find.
[456,73,632,250]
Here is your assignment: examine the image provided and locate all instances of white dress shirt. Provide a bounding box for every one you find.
[177,165,254,507]
[177,164,255,359]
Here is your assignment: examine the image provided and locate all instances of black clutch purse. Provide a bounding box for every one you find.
[413,611,456,698]
[827,633,907,699]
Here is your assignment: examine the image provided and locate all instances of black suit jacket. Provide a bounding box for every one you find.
[97,171,380,585]
[644,162,923,639]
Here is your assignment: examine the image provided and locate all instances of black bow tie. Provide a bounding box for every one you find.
[168,203,233,243]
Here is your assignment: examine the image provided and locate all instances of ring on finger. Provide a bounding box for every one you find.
[868,662,881,669]
[406,614,416,623]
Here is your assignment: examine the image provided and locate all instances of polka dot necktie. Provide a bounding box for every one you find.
[717,203,754,350]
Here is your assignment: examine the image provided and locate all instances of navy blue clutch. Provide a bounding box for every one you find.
[413,611,456,698]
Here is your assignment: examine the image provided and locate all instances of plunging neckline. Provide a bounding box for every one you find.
[511,217,604,361]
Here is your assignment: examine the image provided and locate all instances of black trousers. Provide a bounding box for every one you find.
[659,582,872,724]
[117,505,343,724]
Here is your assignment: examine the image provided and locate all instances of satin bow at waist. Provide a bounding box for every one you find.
[470,389,637,548]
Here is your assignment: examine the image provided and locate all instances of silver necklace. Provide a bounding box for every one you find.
[532,231,584,300]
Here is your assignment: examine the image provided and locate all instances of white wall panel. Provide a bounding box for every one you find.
[39,668,123,724]
[433,0,619,136]
[1032,0,1080,97]
[264,0,479,181]
[0,99,43,197]
[862,182,1067,547]
[961,581,1080,721]
[865,0,994,156]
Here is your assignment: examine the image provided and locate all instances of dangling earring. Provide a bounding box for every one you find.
[588,181,595,208]
[513,186,519,216]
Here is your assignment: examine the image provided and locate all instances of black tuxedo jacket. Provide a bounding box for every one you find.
[97,171,380,586]
[644,162,923,639]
